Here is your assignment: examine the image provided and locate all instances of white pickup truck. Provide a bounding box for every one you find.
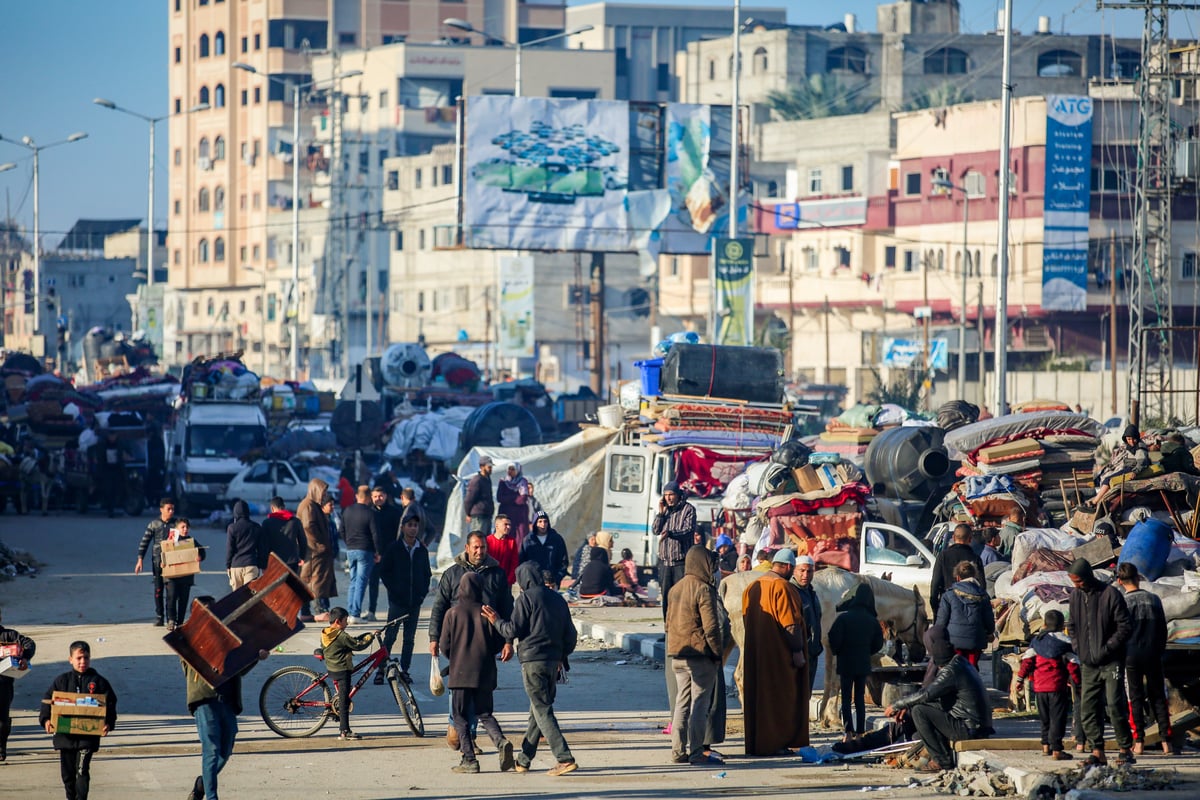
[858,520,937,600]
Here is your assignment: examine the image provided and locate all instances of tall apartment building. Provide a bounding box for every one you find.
[164,0,565,377]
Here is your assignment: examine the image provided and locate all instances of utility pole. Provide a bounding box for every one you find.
[977,281,986,407]
[1110,231,1119,416]
[589,253,605,396]
[1098,0,1196,424]
[995,0,1014,416]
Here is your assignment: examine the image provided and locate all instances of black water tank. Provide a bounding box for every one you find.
[864,426,953,502]
[461,402,542,451]
[659,344,784,403]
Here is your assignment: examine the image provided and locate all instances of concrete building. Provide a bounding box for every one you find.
[565,2,786,102]
[382,144,651,391]
[165,0,567,378]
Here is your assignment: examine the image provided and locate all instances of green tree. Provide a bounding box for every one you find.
[903,81,976,112]
[766,74,878,121]
[866,368,922,410]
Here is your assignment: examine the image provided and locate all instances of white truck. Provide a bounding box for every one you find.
[169,400,268,513]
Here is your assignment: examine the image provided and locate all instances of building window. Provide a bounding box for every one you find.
[615,47,629,78]
[394,230,404,250]
[254,33,261,51]
[708,60,716,80]
[198,239,210,262]
[253,87,261,104]
[753,47,768,74]
[903,250,917,272]
[1111,48,1140,80]
[841,165,854,192]
[924,47,968,75]
[1037,49,1083,78]
[808,168,823,194]
[670,256,679,277]
[214,136,225,160]
[1091,166,1129,194]
[240,89,248,106]
[198,187,210,212]
[214,84,225,107]
[253,244,261,261]
[214,186,225,211]
[386,170,399,190]
[214,31,225,56]
[199,34,210,58]
[199,86,210,106]
[254,296,262,313]
[417,291,425,312]
[240,245,247,263]
[826,46,867,74]
[240,36,248,53]
[419,229,426,249]
[931,167,950,193]
[442,164,452,185]
[1184,252,1198,280]
[239,194,246,210]
[214,237,225,262]
[885,246,896,269]
[173,199,181,215]
[253,192,261,209]
[379,90,389,109]
[174,148,182,165]
[207,299,215,317]
[199,137,210,160]
[835,246,851,269]
[174,98,182,113]
[174,249,181,265]
[964,170,986,198]
[174,47,181,64]
[657,63,670,92]
[414,168,422,189]
[804,248,819,271]
[728,54,735,78]
[904,172,921,195]
[339,32,356,46]
[238,300,246,314]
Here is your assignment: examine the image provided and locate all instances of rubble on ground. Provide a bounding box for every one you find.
[919,761,1015,797]
[0,538,37,579]
[1029,763,1181,798]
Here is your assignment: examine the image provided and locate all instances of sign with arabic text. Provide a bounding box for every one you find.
[1042,95,1093,312]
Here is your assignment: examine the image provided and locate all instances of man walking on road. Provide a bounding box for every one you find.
[666,547,726,766]
[262,496,306,575]
[225,500,266,590]
[482,561,579,776]
[378,515,432,684]
[368,485,402,620]
[1117,562,1172,755]
[135,497,176,626]
[1068,558,1135,766]
[341,486,379,622]
[463,456,495,534]
[653,481,700,619]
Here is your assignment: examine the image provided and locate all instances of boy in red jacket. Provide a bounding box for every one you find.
[1017,610,1080,760]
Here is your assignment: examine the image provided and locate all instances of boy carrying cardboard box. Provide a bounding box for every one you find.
[39,641,118,800]
[161,518,205,630]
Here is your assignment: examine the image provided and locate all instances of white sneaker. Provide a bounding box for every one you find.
[347,616,364,625]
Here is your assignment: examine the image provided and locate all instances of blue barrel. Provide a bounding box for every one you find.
[1118,518,1174,581]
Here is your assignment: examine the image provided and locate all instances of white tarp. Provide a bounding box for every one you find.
[436,427,619,570]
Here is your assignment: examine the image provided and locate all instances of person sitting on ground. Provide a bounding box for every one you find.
[935,560,994,669]
[1016,609,1080,761]
[617,548,641,592]
[1090,424,1149,508]
[578,547,619,598]
[885,633,993,773]
[569,533,598,586]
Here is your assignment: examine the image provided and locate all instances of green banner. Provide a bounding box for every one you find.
[713,237,754,346]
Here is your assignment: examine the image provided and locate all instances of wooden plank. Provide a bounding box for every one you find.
[954,738,1041,752]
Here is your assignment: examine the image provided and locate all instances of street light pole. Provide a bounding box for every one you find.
[934,177,972,402]
[442,19,594,98]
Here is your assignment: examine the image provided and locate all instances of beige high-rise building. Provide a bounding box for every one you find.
[165,0,565,376]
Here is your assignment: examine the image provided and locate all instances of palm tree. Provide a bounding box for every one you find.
[903,81,976,112]
[766,74,878,121]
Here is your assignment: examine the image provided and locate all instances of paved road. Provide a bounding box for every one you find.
[0,511,1197,799]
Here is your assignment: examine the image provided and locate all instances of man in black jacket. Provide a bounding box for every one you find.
[653,481,700,619]
[429,532,514,749]
[519,512,569,587]
[262,496,306,574]
[463,456,495,534]
[1116,562,1172,755]
[0,606,35,762]
[226,500,266,590]
[930,524,986,611]
[886,635,992,771]
[134,497,176,626]
[340,486,379,622]
[1068,557,1135,765]
[483,561,578,776]
[368,485,402,620]
[378,515,432,682]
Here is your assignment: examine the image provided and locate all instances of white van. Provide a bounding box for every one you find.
[169,401,268,512]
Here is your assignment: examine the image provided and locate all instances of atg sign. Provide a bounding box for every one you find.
[1042,95,1093,312]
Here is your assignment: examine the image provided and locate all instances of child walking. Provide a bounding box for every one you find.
[438,572,515,774]
[321,607,374,740]
[40,641,118,800]
[1017,610,1080,760]
[827,582,884,740]
[164,518,205,630]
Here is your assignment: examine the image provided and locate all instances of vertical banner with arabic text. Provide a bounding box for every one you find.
[713,237,754,346]
[499,256,535,358]
[1042,95,1093,312]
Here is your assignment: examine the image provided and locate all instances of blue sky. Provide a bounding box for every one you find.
[0,1,1164,244]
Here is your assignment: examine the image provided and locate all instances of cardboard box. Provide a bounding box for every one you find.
[48,691,107,736]
[0,656,29,679]
[815,463,841,491]
[161,539,201,579]
[793,465,823,494]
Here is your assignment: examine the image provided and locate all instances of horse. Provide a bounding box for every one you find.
[718,566,929,727]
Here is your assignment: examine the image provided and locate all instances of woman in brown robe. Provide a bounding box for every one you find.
[741,552,810,756]
[298,478,336,621]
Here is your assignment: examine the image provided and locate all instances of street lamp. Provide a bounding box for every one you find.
[441,19,595,97]
[233,63,362,381]
[933,177,971,404]
[0,131,89,337]
[92,98,209,288]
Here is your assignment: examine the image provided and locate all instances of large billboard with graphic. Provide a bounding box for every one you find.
[1042,95,1093,312]
[464,96,737,254]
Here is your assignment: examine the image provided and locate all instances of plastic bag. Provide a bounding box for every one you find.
[429,658,445,697]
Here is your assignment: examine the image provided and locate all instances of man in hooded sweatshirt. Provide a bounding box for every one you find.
[1116,562,1172,755]
[935,560,995,668]
[298,479,336,621]
[440,573,514,774]
[225,500,266,590]
[519,512,569,587]
[1067,557,1135,766]
[429,532,514,749]
[262,496,306,576]
[653,481,700,620]
[828,581,885,739]
[482,561,579,776]
[665,547,726,766]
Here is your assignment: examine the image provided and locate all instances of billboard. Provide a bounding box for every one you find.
[882,337,948,370]
[464,96,736,254]
[1042,95,1093,312]
[498,255,535,358]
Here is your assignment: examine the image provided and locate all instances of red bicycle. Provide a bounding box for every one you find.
[258,617,424,738]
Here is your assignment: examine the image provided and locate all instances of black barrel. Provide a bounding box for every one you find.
[863,426,954,502]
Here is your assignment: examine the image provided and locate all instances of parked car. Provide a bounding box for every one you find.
[220,459,310,508]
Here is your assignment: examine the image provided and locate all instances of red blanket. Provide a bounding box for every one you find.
[674,446,766,498]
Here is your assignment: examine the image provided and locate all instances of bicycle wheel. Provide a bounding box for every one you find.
[387,664,425,737]
[259,666,332,738]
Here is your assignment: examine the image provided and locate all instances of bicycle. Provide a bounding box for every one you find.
[258,616,425,738]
